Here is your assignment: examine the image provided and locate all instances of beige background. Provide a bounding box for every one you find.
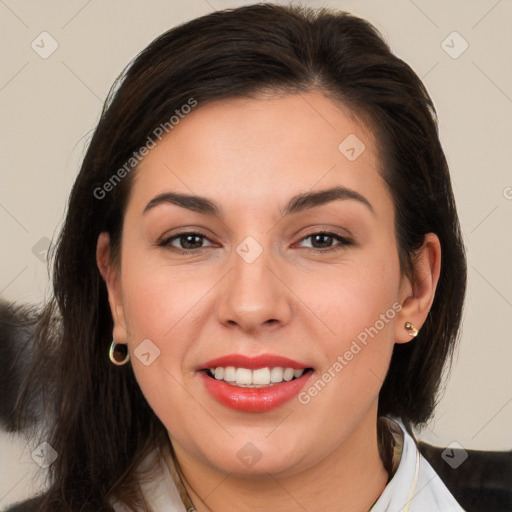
[1,0,511,507]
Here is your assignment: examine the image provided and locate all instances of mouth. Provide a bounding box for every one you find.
[202,366,315,387]
[197,355,315,412]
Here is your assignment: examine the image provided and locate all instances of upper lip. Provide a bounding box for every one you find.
[198,354,312,371]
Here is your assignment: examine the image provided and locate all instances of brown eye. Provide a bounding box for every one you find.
[159,232,214,253]
[297,232,353,252]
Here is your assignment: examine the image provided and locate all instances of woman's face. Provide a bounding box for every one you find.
[100,91,419,478]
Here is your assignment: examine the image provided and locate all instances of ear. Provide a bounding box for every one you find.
[395,233,441,344]
[96,232,129,343]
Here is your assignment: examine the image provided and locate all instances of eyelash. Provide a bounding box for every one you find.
[158,231,353,255]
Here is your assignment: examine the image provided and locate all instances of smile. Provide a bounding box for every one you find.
[198,354,315,412]
[206,366,308,387]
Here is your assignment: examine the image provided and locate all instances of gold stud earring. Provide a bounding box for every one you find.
[404,322,419,338]
[109,340,130,365]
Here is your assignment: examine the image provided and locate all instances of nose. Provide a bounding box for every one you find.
[216,242,293,334]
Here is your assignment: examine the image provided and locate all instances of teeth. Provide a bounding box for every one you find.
[283,368,295,381]
[223,366,236,382]
[252,367,271,385]
[235,368,252,385]
[208,366,306,387]
[270,367,283,383]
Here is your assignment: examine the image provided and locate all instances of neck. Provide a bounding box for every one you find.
[171,409,389,512]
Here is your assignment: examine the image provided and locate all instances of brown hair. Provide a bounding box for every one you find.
[16,3,466,510]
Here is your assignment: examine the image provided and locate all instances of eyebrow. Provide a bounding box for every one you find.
[143,185,375,218]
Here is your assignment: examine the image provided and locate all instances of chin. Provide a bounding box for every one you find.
[195,435,311,478]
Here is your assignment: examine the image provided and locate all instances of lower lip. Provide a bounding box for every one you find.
[199,370,314,412]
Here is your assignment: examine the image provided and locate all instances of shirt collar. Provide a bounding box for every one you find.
[371,417,466,511]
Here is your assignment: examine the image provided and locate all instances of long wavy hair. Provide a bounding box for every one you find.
[15,3,467,510]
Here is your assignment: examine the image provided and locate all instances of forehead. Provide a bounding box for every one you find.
[128,92,390,218]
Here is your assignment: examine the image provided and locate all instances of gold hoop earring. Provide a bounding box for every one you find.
[404,322,419,338]
[109,340,130,365]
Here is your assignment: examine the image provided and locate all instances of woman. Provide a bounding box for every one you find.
[9,3,467,511]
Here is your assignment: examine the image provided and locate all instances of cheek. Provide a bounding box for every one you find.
[119,241,210,341]
[297,247,400,341]
[297,260,399,413]
[119,263,199,422]
[295,241,400,400]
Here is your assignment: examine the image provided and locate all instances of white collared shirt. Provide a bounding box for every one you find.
[111,418,466,512]
[371,418,466,511]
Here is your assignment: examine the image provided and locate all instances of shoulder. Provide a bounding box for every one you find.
[377,417,512,511]
[418,441,512,512]
[3,494,46,512]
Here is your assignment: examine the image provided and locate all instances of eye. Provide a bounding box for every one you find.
[159,232,214,254]
[157,230,352,255]
[296,231,353,252]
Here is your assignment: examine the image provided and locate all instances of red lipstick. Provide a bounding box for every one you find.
[199,354,310,370]
[197,353,314,413]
